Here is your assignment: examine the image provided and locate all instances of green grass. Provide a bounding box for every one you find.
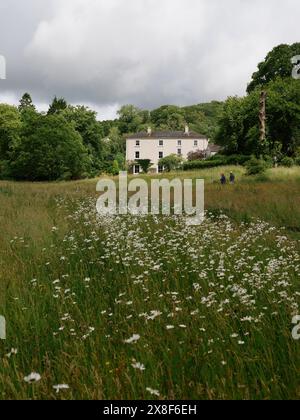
[0,166,299,400]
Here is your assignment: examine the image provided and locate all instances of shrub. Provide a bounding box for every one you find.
[295,157,300,166]
[183,154,251,171]
[187,150,206,161]
[245,157,267,176]
[136,159,153,174]
[225,155,251,165]
[159,154,183,172]
[9,114,89,181]
[281,157,294,167]
[263,155,274,169]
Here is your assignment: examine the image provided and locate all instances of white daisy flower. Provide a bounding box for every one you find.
[53,384,70,394]
[24,372,41,383]
[124,334,141,344]
[131,362,146,371]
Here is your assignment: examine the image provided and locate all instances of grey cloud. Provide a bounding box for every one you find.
[0,0,299,119]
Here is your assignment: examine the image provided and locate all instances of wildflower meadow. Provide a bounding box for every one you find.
[0,167,299,400]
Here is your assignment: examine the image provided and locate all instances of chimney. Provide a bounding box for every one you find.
[185,124,189,135]
[147,127,152,136]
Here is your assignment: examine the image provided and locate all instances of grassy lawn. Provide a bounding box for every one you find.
[0,166,299,399]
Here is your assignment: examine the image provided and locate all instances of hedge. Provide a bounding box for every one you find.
[183,154,251,171]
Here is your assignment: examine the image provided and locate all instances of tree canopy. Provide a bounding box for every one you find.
[247,43,300,93]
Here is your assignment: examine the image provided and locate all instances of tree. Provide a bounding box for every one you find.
[136,159,152,173]
[158,154,183,172]
[247,43,300,93]
[187,150,206,161]
[48,96,68,115]
[117,105,144,134]
[216,78,300,156]
[150,105,185,130]
[10,114,89,181]
[0,104,21,162]
[62,105,105,173]
[18,93,36,113]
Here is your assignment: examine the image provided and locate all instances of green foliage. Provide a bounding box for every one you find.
[9,114,89,181]
[48,96,68,115]
[18,93,36,113]
[62,105,105,173]
[187,149,205,161]
[0,104,22,172]
[245,157,267,176]
[108,160,120,176]
[281,156,294,167]
[183,154,251,171]
[117,105,145,134]
[295,157,300,166]
[216,78,300,156]
[137,159,152,174]
[247,43,300,93]
[159,154,183,172]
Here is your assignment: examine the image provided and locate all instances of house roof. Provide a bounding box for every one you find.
[208,144,222,152]
[127,130,207,140]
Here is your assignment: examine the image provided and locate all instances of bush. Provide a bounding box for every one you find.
[9,114,89,181]
[245,157,267,176]
[281,157,294,167]
[183,154,251,171]
[159,154,183,172]
[187,150,206,161]
[225,154,251,165]
[295,157,300,166]
[263,155,274,169]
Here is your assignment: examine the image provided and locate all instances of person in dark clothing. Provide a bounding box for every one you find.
[230,172,235,184]
[220,174,226,185]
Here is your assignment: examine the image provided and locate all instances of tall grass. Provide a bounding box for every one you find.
[0,167,299,400]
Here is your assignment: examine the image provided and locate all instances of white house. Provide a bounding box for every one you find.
[126,125,209,174]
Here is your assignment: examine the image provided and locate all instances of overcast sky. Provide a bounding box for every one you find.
[0,0,299,120]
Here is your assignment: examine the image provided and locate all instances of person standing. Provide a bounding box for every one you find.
[220,174,226,185]
[230,172,235,184]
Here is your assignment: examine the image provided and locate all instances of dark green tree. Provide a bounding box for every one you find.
[10,114,90,181]
[136,159,152,173]
[48,96,68,115]
[216,78,300,156]
[247,43,300,93]
[18,93,36,113]
[158,154,183,172]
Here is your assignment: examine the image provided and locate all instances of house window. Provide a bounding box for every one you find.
[158,165,164,173]
[177,149,182,156]
[136,140,140,147]
[134,165,140,174]
[135,151,140,159]
[194,140,198,147]
[159,151,164,159]
[159,140,164,147]
[178,140,182,146]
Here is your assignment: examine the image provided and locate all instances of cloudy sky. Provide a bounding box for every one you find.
[0,0,299,120]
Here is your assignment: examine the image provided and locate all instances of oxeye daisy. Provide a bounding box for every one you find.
[24,373,41,383]
[53,384,70,394]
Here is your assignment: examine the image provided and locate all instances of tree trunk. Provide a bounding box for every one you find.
[259,90,267,142]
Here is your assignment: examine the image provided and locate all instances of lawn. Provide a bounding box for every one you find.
[0,166,299,400]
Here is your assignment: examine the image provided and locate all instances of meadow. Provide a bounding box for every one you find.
[0,166,299,400]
